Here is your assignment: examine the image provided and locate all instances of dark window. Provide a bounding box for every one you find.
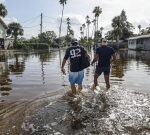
[137,39,144,44]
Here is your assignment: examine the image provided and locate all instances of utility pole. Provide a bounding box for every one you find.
[40,13,43,35]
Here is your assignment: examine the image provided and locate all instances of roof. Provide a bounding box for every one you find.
[128,35,150,40]
[0,18,8,29]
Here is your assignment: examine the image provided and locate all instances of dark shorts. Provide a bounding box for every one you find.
[96,66,110,75]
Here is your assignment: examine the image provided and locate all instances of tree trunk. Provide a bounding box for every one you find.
[88,24,89,41]
[59,4,64,38]
[97,17,99,32]
[14,36,17,49]
[117,35,120,50]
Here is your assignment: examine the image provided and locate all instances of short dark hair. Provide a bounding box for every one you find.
[72,42,78,46]
[101,38,107,43]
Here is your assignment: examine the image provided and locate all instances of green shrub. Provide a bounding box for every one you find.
[16,43,50,50]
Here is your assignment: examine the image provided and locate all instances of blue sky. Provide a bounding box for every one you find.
[1,0,150,38]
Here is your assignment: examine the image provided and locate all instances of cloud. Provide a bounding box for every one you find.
[3,17,18,25]
[57,14,85,26]
[4,0,150,38]
[56,13,86,38]
[0,0,5,3]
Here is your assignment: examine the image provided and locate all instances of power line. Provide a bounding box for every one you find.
[23,24,40,29]
[20,15,40,24]
[43,15,57,20]
[44,14,82,26]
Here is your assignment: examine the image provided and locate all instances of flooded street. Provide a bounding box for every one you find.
[0,49,150,135]
[0,49,150,102]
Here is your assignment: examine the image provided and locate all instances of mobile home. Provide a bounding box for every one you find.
[128,35,150,51]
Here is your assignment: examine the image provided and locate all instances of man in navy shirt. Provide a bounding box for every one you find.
[91,38,116,89]
[61,39,90,94]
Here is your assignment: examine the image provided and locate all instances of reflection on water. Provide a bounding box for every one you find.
[0,50,150,103]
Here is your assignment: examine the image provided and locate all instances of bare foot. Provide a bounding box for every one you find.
[106,85,110,90]
[91,84,96,90]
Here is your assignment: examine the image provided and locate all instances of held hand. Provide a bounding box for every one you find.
[61,68,66,74]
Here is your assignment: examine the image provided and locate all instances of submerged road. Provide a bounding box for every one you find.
[2,84,149,135]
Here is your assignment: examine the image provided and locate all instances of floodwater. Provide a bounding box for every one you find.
[0,49,150,135]
[0,49,150,102]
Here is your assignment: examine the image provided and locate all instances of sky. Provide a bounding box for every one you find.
[0,0,150,39]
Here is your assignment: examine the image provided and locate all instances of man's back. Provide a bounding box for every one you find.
[64,46,86,72]
[96,46,115,67]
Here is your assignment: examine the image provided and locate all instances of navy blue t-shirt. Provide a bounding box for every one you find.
[64,46,86,72]
[96,46,115,68]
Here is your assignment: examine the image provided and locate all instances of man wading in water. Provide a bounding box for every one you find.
[61,39,90,94]
[91,38,116,89]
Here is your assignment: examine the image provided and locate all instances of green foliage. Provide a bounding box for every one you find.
[0,3,7,17]
[59,0,67,5]
[146,25,150,33]
[93,6,102,18]
[106,10,134,41]
[92,6,102,43]
[15,43,49,50]
[139,24,150,35]
[7,22,24,48]
[38,31,57,44]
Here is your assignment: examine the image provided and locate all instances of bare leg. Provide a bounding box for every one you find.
[78,84,82,91]
[71,84,76,94]
[104,75,110,89]
[94,72,100,88]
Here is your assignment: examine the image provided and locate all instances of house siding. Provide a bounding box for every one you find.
[128,39,137,49]
[128,37,150,51]
[144,38,150,50]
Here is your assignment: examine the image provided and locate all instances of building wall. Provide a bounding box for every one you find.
[128,38,150,50]
[128,39,137,49]
[0,23,6,39]
[136,43,144,50]
[144,38,150,50]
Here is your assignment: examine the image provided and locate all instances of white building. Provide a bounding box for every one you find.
[0,18,7,49]
[128,35,150,51]
[5,38,14,49]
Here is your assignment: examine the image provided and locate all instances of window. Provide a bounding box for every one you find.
[137,39,144,44]
[129,40,134,44]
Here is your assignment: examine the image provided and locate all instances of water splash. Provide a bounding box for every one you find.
[20,83,150,134]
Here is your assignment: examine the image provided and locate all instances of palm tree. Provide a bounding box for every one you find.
[0,3,7,17]
[59,0,67,38]
[66,17,70,36]
[138,25,141,34]
[91,19,96,38]
[100,27,104,36]
[69,29,74,38]
[7,22,24,48]
[112,16,123,49]
[146,24,150,33]
[82,23,86,38]
[93,6,102,32]
[80,26,83,39]
[93,6,102,44]
[86,15,91,41]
